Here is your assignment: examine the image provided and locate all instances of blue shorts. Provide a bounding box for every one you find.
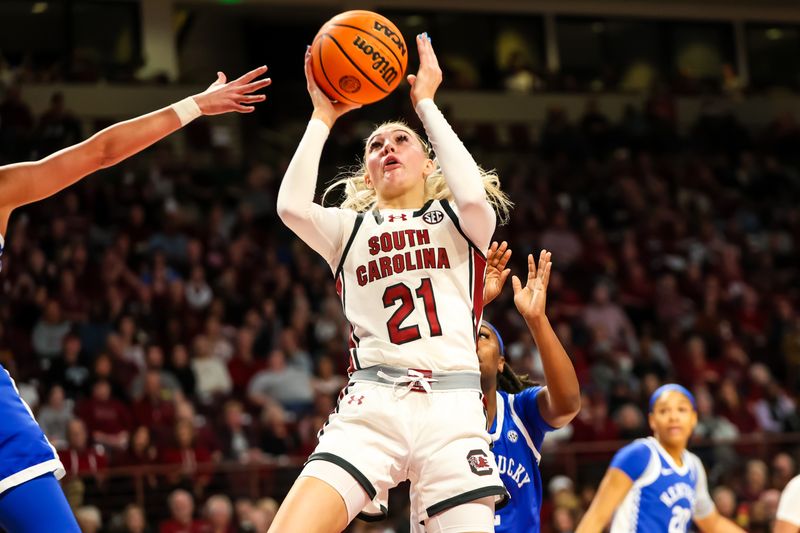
[0,473,79,532]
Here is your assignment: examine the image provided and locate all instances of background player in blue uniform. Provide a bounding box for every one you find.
[480,246,581,532]
[576,384,745,533]
[0,66,270,533]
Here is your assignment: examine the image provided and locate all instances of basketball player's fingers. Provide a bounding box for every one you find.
[498,248,512,270]
[407,74,417,86]
[216,71,227,85]
[542,261,552,289]
[233,104,255,113]
[238,94,266,104]
[488,241,498,258]
[528,253,537,282]
[537,250,548,279]
[233,65,269,85]
[511,274,522,294]
[239,78,272,94]
[499,268,511,287]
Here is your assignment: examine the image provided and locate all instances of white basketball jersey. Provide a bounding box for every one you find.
[331,199,486,373]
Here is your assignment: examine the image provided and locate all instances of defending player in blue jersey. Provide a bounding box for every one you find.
[0,66,269,533]
[481,246,581,532]
[410,245,581,532]
[576,384,745,533]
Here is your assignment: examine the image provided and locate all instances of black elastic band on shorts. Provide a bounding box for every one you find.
[426,485,509,519]
[357,504,388,522]
[306,452,377,500]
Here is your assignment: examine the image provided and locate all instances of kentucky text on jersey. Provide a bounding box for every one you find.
[357,229,451,286]
[659,483,696,508]
[494,456,531,489]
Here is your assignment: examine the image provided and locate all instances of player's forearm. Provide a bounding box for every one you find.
[415,98,494,247]
[277,119,328,227]
[575,510,607,533]
[696,514,746,533]
[528,314,581,425]
[0,104,186,210]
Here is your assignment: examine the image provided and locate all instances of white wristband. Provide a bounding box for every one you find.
[170,96,202,126]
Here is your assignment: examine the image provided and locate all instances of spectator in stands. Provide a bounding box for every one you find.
[169,344,196,398]
[191,334,232,403]
[31,299,71,367]
[76,379,133,451]
[219,400,258,463]
[160,489,208,533]
[75,505,103,533]
[247,348,313,414]
[37,384,73,449]
[161,419,214,494]
[132,369,177,430]
[119,503,150,533]
[34,91,81,158]
[204,494,235,533]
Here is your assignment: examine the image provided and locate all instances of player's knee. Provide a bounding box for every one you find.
[424,496,495,533]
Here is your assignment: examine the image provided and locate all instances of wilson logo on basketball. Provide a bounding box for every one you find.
[339,75,361,93]
[352,36,399,85]
[373,21,406,57]
[422,211,444,224]
[467,450,493,476]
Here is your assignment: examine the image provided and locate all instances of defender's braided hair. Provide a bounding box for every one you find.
[497,364,538,394]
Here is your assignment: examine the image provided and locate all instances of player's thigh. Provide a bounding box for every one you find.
[0,473,80,533]
[424,496,495,533]
[268,476,350,533]
[413,391,506,522]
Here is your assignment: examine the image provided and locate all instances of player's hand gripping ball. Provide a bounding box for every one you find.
[310,10,408,105]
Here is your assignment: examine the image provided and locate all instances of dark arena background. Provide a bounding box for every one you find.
[1,0,800,531]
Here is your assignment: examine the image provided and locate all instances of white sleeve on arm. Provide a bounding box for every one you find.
[777,475,800,525]
[276,119,350,264]
[415,99,495,250]
[691,455,715,519]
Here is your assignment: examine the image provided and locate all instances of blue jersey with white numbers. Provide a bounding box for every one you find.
[609,437,714,533]
[489,386,554,533]
[0,235,65,494]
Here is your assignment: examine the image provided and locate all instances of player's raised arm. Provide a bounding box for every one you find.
[575,468,634,533]
[410,34,496,250]
[0,66,270,230]
[513,250,581,428]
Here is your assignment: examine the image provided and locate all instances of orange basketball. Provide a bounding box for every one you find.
[310,10,408,105]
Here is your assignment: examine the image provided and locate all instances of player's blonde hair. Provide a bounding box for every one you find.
[322,121,512,223]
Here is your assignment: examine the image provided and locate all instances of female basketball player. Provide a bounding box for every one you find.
[0,66,270,533]
[273,34,512,533]
[576,384,745,533]
[411,246,581,533]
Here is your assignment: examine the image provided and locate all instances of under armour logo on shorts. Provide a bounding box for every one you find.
[347,394,365,405]
[387,214,407,222]
[467,449,493,476]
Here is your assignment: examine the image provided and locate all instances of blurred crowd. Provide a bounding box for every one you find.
[0,82,799,533]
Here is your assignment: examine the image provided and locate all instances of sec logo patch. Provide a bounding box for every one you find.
[423,210,444,224]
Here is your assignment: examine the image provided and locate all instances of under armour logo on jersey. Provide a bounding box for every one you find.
[387,214,407,222]
[467,449,493,476]
[422,210,444,224]
[506,430,519,443]
[347,394,365,405]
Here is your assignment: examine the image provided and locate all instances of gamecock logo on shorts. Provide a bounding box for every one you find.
[422,210,444,224]
[467,450,493,476]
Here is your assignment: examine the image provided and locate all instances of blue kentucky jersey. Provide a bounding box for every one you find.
[0,364,64,494]
[609,437,714,533]
[489,386,555,533]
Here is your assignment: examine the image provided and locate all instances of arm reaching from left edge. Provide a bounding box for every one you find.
[409,33,496,250]
[0,66,271,233]
[512,250,581,428]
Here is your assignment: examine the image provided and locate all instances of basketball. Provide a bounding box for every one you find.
[310,10,408,105]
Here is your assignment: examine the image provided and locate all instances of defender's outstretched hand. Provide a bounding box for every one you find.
[194,65,272,115]
[512,250,552,322]
[484,241,512,305]
[407,33,442,108]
